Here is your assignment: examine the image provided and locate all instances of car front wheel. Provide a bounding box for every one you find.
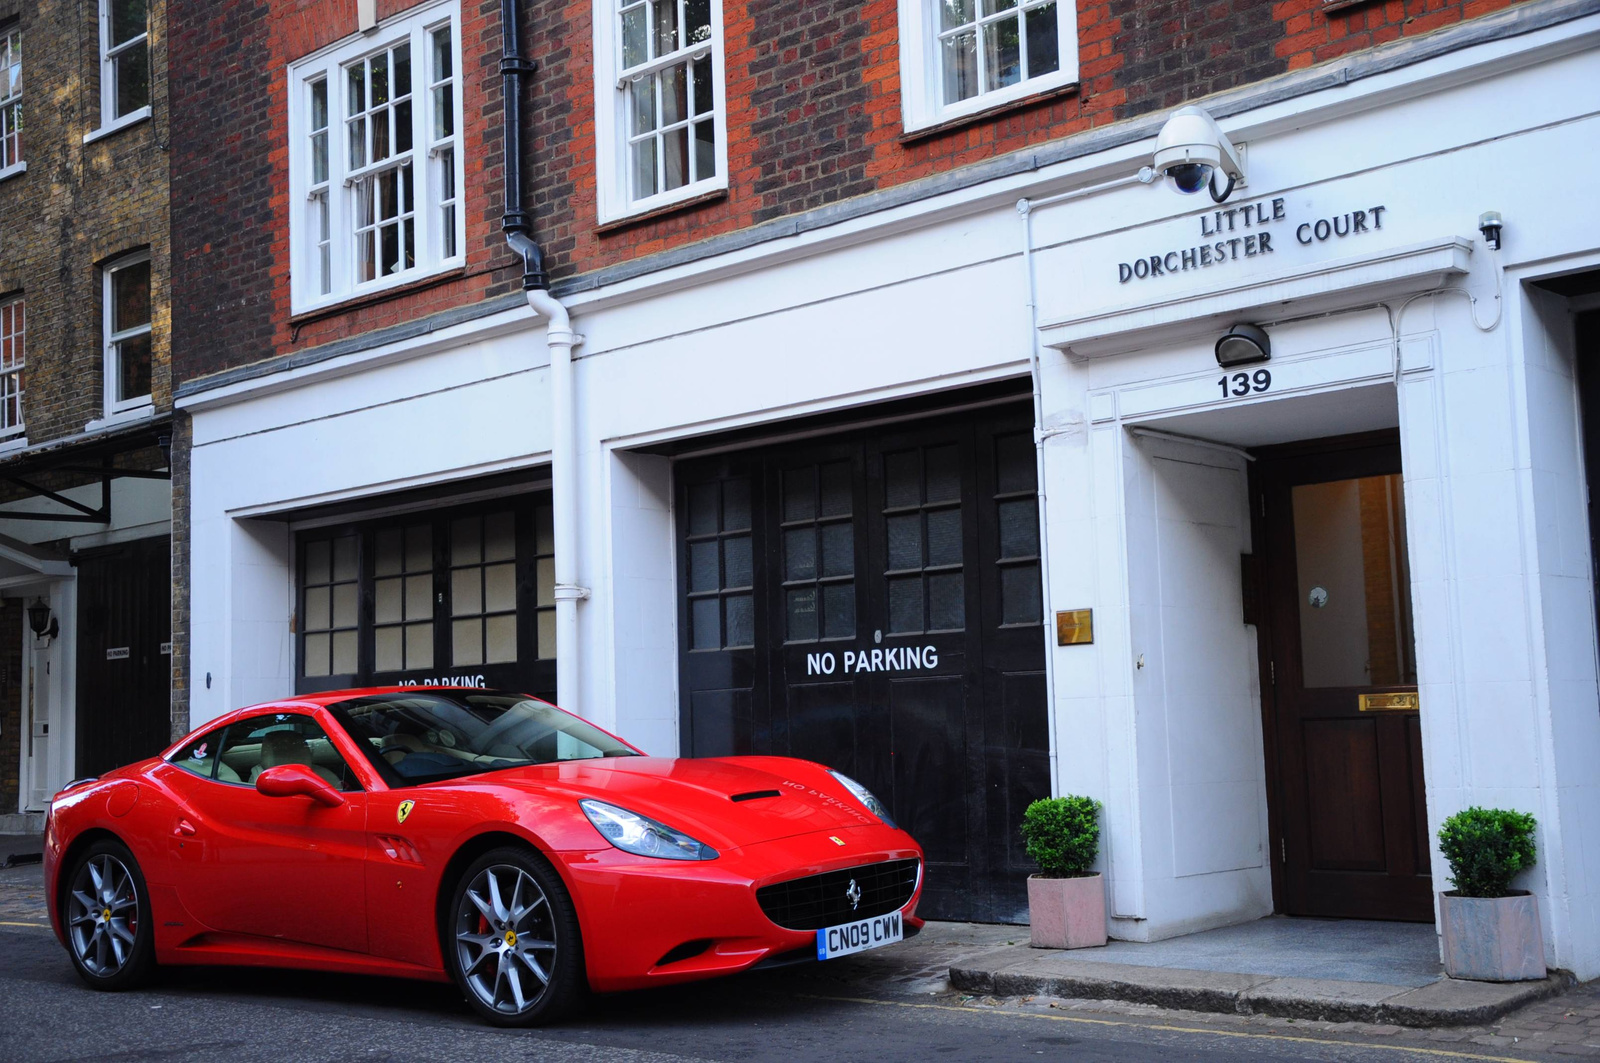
[446,846,585,1026]
[64,838,156,991]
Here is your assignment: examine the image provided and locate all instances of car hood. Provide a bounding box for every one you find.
[490,756,883,849]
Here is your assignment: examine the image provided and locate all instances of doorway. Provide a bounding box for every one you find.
[1253,432,1431,922]
[675,404,1050,922]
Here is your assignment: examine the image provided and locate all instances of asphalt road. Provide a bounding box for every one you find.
[0,913,1566,1063]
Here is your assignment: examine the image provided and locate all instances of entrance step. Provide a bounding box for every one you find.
[0,814,44,834]
[949,946,1571,1028]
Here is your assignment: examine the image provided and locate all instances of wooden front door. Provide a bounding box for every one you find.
[676,405,1050,923]
[1256,433,1432,921]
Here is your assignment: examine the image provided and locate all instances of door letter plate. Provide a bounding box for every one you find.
[1056,609,1093,646]
[1359,692,1419,712]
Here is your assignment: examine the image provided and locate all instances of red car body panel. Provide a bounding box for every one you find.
[44,689,924,994]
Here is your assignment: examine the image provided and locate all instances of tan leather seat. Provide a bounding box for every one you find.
[249,730,342,789]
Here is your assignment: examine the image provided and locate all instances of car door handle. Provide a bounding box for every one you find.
[173,819,196,837]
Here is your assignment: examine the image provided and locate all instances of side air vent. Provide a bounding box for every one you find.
[730,789,782,803]
[655,939,713,966]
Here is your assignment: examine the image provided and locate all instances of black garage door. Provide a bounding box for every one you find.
[676,404,1049,922]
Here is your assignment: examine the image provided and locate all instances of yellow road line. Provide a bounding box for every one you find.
[0,920,48,928]
[803,994,1541,1063]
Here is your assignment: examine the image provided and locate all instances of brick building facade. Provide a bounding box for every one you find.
[0,0,175,822]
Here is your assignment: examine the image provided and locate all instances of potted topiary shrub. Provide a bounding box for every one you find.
[1437,807,1546,982]
[1020,795,1106,949]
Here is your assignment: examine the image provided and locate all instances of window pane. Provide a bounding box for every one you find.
[452,618,483,666]
[110,0,148,47]
[689,540,718,593]
[406,621,433,669]
[663,125,689,191]
[820,462,851,517]
[433,83,454,138]
[431,27,453,81]
[1001,564,1042,625]
[724,594,753,647]
[662,63,688,125]
[691,597,719,650]
[888,577,922,633]
[304,540,331,583]
[692,55,713,115]
[452,567,482,615]
[632,137,658,199]
[620,3,648,68]
[687,0,711,42]
[722,479,750,530]
[981,17,1022,93]
[723,535,752,588]
[333,538,357,581]
[1024,3,1059,79]
[820,522,853,577]
[112,260,151,330]
[942,31,978,104]
[693,120,715,182]
[928,572,965,630]
[304,585,331,630]
[405,574,432,621]
[452,518,481,565]
[537,610,556,659]
[395,99,413,153]
[536,557,555,607]
[885,450,920,508]
[787,586,818,642]
[332,630,358,673]
[310,78,328,129]
[371,52,389,107]
[784,467,816,522]
[485,614,517,664]
[785,527,816,581]
[393,43,411,97]
[996,432,1035,493]
[982,0,1017,13]
[887,514,921,571]
[688,482,718,535]
[484,562,516,613]
[822,582,855,639]
[536,502,555,553]
[304,633,330,676]
[375,577,402,624]
[940,0,974,31]
[332,583,358,628]
[998,497,1039,558]
[484,512,515,561]
[117,333,152,403]
[653,0,679,56]
[405,525,432,571]
[926,445,960,502]
[926,507,962,567]
[375,626,403,672]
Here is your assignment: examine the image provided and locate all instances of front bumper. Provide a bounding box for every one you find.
[561,823,923,992]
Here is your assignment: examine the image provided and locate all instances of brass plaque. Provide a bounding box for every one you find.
[1359,692,1420,713]
[1056,609,1093,646]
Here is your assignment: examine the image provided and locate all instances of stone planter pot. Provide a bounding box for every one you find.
[1439,890,1547,982]
[1027,873,1107,950]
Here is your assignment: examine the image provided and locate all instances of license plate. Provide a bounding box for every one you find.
[816,911,903,960]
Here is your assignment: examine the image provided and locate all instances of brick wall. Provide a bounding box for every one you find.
[169,0,1534,387]
[0,0,172,442]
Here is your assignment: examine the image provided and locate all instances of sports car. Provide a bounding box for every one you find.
[43,688,924,1025]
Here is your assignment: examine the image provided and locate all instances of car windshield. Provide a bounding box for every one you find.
[328,690,639,787]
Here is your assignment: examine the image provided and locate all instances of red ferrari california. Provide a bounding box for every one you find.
[43,688,924,1025]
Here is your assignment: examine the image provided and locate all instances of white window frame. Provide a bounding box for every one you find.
[90,0,152,141]
[592,0,729,224]
[0,294,24,441]
[0,26,23,180]
[103,251,153,418]
[897,0,1078,134]
[286,0,466,315]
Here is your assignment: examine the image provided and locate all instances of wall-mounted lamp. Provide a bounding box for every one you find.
[1215,323,1272,368]
[1478,211,1503,251]
[27,599,58,642]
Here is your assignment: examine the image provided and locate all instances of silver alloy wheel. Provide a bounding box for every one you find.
[67,853,140,977]
[455,863,559,1015]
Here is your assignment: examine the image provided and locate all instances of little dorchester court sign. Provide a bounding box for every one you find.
[1118,197,1390,284]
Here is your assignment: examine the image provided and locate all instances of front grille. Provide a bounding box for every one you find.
[756,858,920,931]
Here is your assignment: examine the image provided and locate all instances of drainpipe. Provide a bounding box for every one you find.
[501,0,588,714]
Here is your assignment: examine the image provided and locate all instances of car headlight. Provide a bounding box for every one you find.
[580,799,718,861]
[829,770,897,828]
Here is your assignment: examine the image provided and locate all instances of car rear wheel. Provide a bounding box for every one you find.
[64,838,155,991]
[446,846,584,1026]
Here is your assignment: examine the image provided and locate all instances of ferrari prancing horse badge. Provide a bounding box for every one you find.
[397,800,415,824]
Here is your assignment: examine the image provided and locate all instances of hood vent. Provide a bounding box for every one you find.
[730,789,783,803]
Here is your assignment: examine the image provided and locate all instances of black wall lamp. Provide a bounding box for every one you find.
[1215,323,1272,369]
[27,599,58,641]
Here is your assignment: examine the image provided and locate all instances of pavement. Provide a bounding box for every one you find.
[7,831,1600,1060]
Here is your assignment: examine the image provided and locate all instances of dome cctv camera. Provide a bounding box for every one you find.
[1153,105,1246,203]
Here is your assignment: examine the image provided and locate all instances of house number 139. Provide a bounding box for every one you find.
[1218,369,1272,397]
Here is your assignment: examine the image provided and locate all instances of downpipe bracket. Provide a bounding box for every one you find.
[553,584,591,603]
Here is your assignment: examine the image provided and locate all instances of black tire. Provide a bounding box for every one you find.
[444,846,585,1027]
[62,837,156,991]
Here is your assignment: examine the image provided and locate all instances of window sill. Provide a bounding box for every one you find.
[595,188,729,236]
[0,434,28,456]
[899,80,1081,145]
[289,265,468,329]
[83,108,152,145]
[85,404,155,433]
[1321,0,1381,11]
[0,161,26,184]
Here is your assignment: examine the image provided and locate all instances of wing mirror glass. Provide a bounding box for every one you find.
[255,764,345,807]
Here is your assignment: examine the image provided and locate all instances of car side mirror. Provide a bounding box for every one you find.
[255,764,345,808]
